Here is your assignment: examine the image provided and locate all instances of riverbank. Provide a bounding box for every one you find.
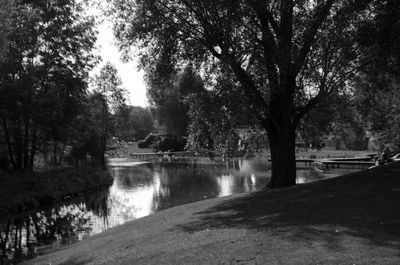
[107,143,369,159]
[23,162,400,265]
[0,168,113,215]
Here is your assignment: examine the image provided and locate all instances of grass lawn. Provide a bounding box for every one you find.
[24,162,400,265]
[0,168,113,215]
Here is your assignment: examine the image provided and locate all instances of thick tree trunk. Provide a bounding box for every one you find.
[264,90,297,188]
[267,124,296,187]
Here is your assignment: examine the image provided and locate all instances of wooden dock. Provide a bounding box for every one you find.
[125,152,375,172]
[267,158,314,166]
[313,160,375,171]
[128,151,193,160]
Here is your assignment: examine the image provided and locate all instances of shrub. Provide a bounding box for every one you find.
[152,134,187,152]
[138,133,160,148]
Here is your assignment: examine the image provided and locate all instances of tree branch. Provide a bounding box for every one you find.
[294,0,335,74]
[294,90,327,126]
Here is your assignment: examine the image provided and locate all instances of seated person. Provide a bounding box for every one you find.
[376,146,394,166]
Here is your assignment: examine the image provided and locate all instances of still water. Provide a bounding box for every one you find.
[0,158,349,264]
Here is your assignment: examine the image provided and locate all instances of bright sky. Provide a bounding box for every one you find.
[91,20,148,107]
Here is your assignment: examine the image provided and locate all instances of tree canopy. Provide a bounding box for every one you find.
[93,62,127,167]
[352,0,400,149]
[114,105,154,141]
[0,0,97,170]
[108,0,378,187]
[0,0,16,61]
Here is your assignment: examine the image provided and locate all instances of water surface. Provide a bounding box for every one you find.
[0,158,355,264]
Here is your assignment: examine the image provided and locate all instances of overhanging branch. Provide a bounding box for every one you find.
[294,0,335,74]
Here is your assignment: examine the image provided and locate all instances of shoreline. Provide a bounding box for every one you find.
[23,162,400,265]
[0,167,113,216]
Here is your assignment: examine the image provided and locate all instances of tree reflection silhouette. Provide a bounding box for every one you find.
[0,190,109,264]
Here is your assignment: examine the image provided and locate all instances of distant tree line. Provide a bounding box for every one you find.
[0,0,138,171]
[0,0,99,171]
[113,105,154,142]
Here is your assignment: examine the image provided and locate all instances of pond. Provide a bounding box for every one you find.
[0,157,357,264]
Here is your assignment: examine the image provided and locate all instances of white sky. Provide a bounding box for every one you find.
[91,20,148,107]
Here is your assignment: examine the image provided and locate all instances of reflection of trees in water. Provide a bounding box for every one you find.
[296,170,325,184]
[236,159,270,174]
[114,165,155,188]
[148,160,272,210]
[0,190,109,264]
[154,163,220,210]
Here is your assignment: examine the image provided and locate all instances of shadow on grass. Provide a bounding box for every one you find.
[175,162,400,252]
[58,257,93,265]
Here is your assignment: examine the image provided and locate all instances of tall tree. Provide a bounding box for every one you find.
[146,65,203,137]
[114,105,154,141]
[109,0,375,187]
[0,0,15,61]
[0,0,97,170]
[352,0,400,149]
[94,62,126,167]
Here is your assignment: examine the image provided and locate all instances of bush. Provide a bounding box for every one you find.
[152,134,187,152]
[0,168,113,214]
[138,133,160,148]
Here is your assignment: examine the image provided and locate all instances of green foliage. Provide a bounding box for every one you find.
[0,0,15,61]
[68,93,106,166]
[0,168,112,214]
[108,0,380,186]
[144,65,204,137]
[238,129,269,156]
[137,133,186,151]
[82,62,128,167]
[114,105,154,141]
[0,0,98,170]
[185,76,254,158]
[352,0,400,150]
[151,134,186,152]
[94,62,126,113]
[138,133,159,148]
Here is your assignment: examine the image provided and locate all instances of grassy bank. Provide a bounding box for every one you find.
[23,162,400,265]
[0,167,113,215]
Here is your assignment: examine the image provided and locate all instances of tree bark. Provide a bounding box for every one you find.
[23,121,30,169]
[25,218,31,255]
[14,118,23,170]
[29,125,37,169]
[53,142,58,166]
[2,119,16,169]
[1,221,11,265]
[264,90,296,188]
[267,123,296,187]
[100,99,107,169]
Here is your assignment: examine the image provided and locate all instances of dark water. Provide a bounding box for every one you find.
[0,158,353,264]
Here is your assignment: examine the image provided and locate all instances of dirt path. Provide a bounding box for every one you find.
[24,163,400,265]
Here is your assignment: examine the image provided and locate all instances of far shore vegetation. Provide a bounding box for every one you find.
[0,168,112,215]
